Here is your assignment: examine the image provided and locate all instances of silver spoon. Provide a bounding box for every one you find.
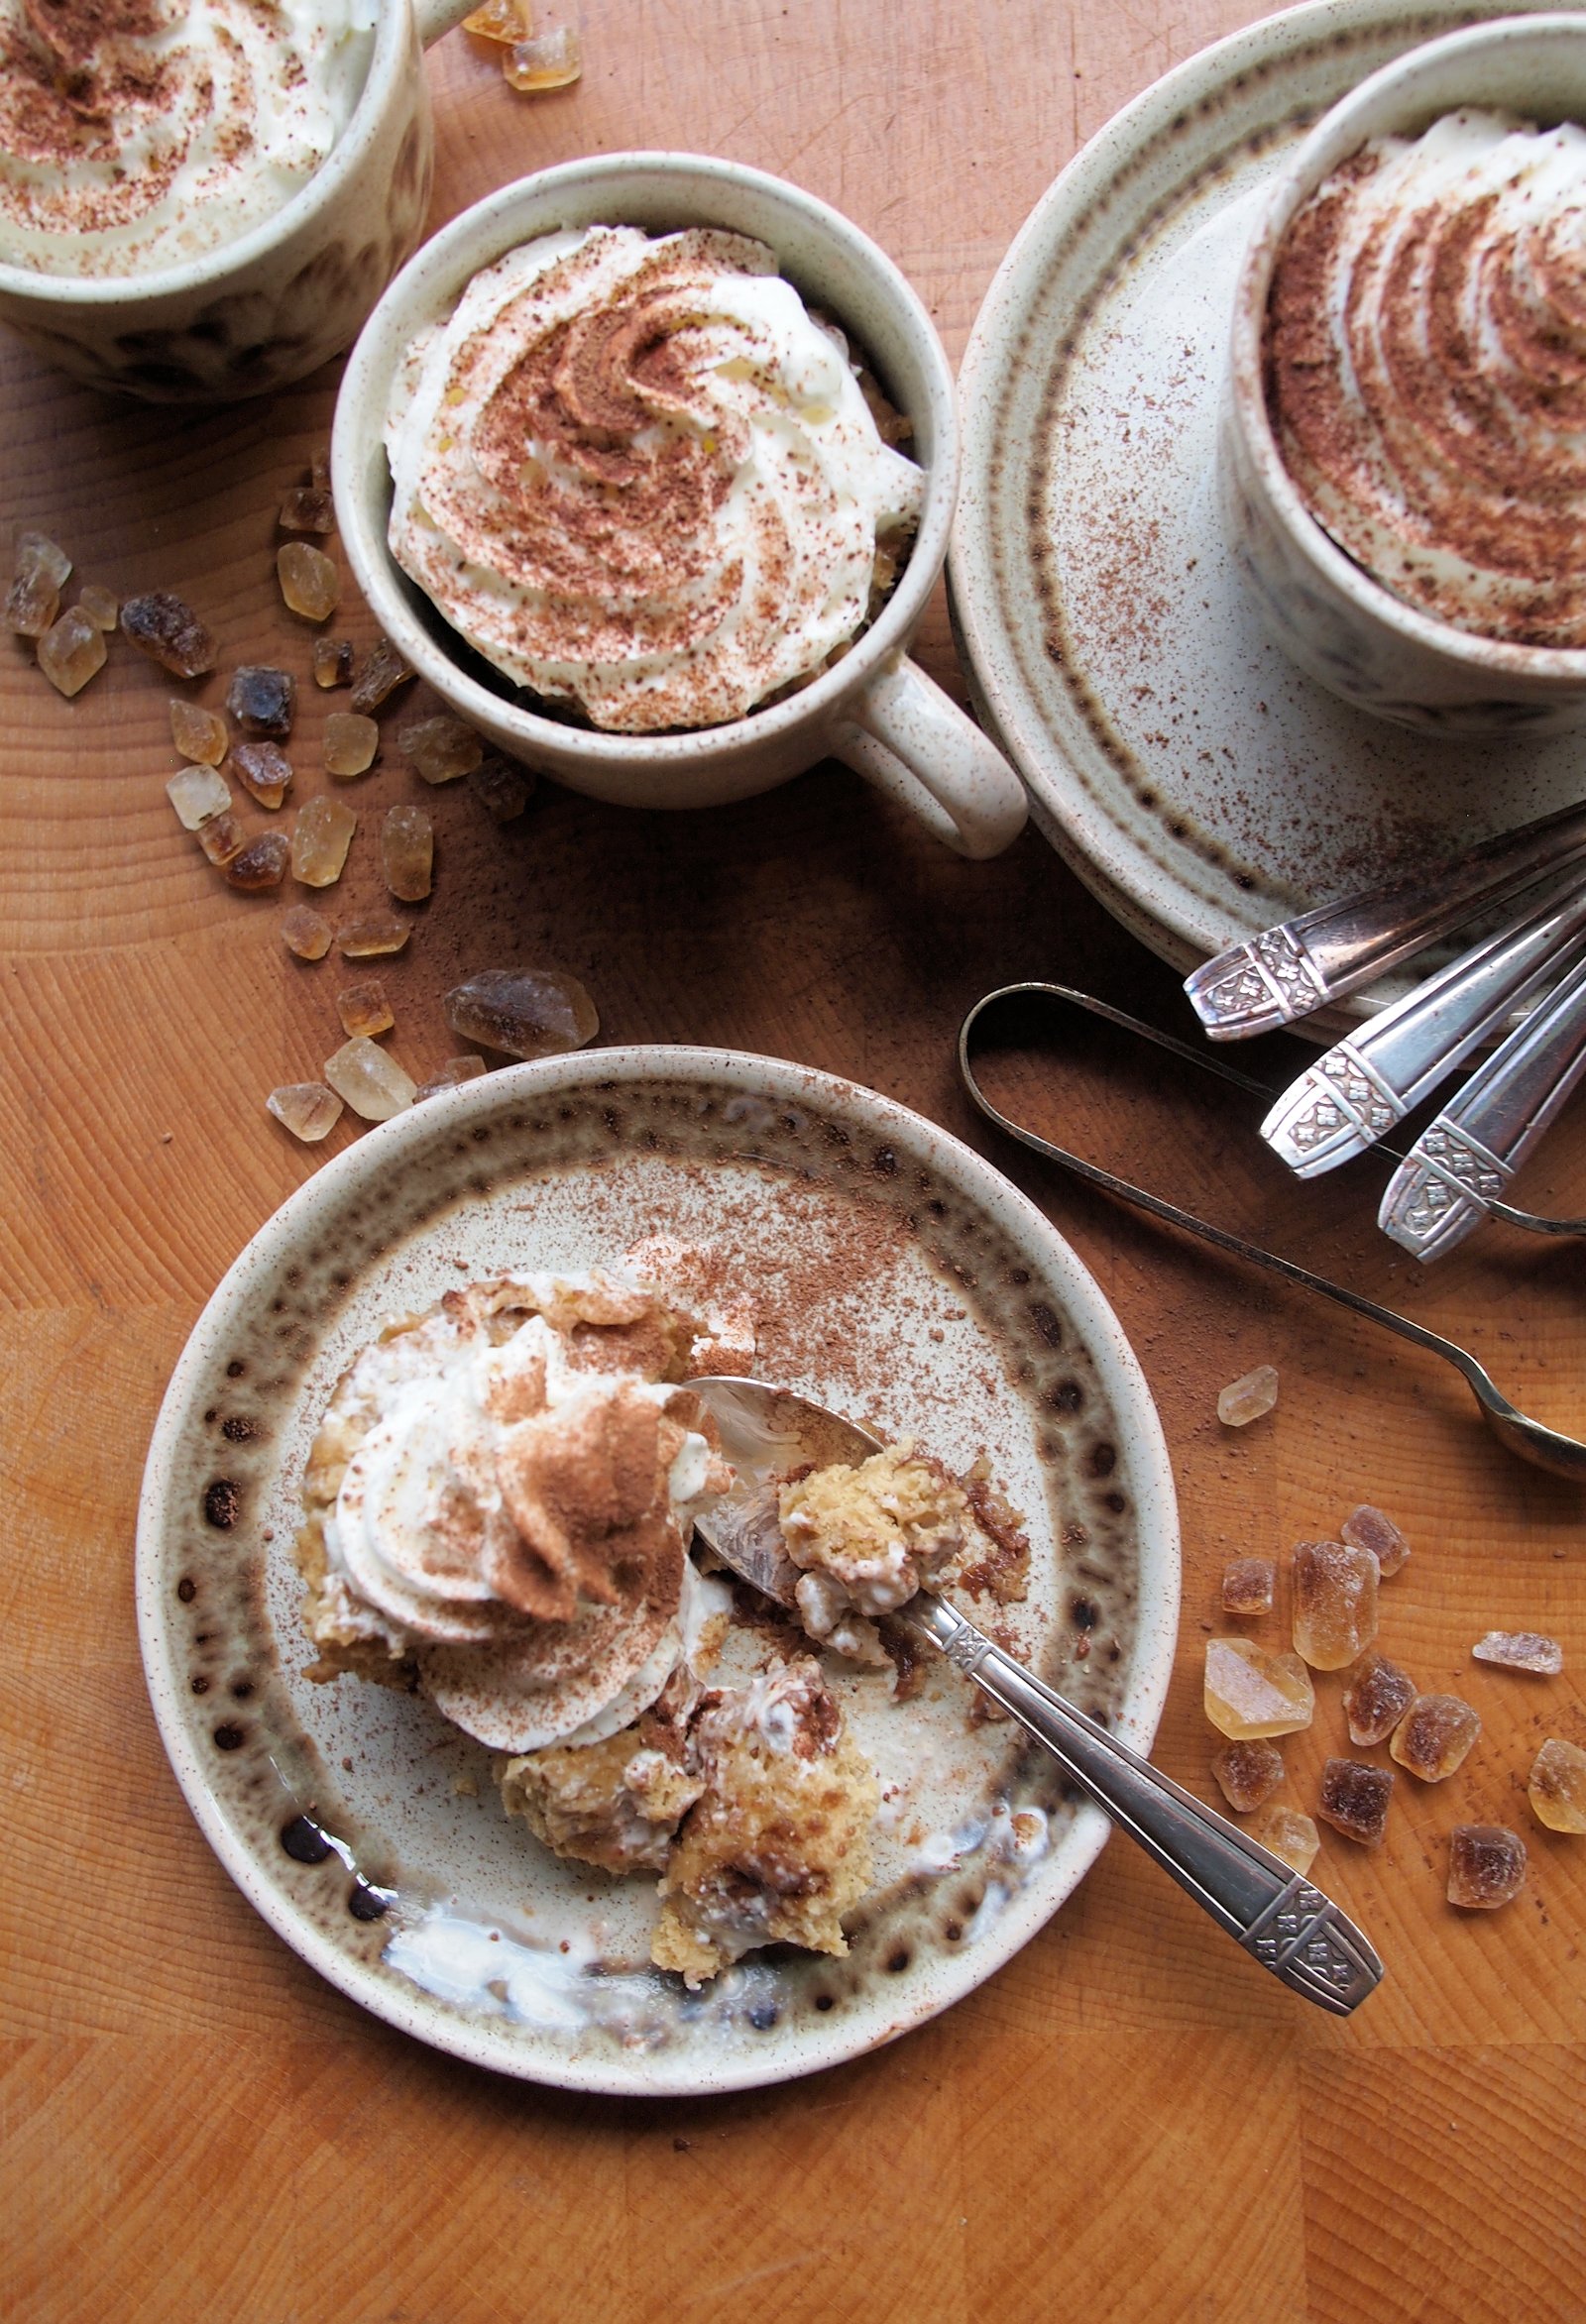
[958,983,1586,1484]
[688,1375,1383,2017]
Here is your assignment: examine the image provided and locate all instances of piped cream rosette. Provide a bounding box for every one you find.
[384,223,924,730]
[302,1272,734,1752]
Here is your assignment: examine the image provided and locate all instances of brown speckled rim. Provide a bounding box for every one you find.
[136,1046,1181,2096]
[331,154,959,778]
[1228,11,1586,686]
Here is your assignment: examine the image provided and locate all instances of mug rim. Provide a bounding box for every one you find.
[0,1,410,306]
[1228,11,1586,683]
[331,150,960,769]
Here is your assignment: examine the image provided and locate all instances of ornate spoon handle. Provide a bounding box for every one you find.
[1185,799,1586,1038]
[911,1594,1383,2015]
[1260,878,1586,1177]
[1380,951,1586,1261]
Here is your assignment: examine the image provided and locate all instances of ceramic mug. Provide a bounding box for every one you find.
[0,0,476,402]
[331,153,1031,856]
[1222,14,1586,737]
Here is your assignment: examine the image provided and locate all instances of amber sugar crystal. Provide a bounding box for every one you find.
[1528,1737,1586,1833]
[382,804,433,901]
[1340,1502,1409,1577]
[197,809,246,866]
[121,590,214,677]
[281,904,332,960]
[1245,1805,1320,1877]
[465,0,528,36]
[1317,1756,1394,1847]
[1210,1737,1285,1814]
[1341,1652,1417,1748]
[1292,1538,1378,1671]
[469,753,533,821]
[170,698,227,765]
[266,1082,344,1143]
[76,582,118,630]
[415,1055,488,1099]
[1472,1629,1563,1675]
[227,664,295,738]
[324,1036,416,1122]
[1221,1557,1275,1617]
[313,637,355,690]
[166,764,231,830]
[223,831,290,891]
[400,714,483,784]
[1203,1637,1314,1740]
[228,739,293,810]
[349,634,413,714]
[337,979,394,1039]
[1217,1364,1277,1427]
[1391,1693,1480,1782]
[290,796,356,887]
[337,911,410,958]
[1447,1825,1527,1910]
[443,966,597,1059]
[280,486,335,535]
[504,24,581,89]
[37,605,106,697]
[323,711,379,778]
[6,529,70,635]
[277,541,340,622]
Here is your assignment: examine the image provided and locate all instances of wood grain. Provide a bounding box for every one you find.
[3,5,1584,2319]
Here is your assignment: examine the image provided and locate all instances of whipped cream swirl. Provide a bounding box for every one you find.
[312,1273,729,1752]
[385,224,925,731]
[0,0,374,279]
[1266,111,1586,648]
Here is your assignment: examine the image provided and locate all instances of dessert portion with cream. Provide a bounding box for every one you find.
[1265,110,1586,648]
[299,1256,1026,1988]
[0,0,374,279]
[384,224,923,731]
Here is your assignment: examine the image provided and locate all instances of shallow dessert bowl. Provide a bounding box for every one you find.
[137,1047,1179,2095]
[332,154,1014,834]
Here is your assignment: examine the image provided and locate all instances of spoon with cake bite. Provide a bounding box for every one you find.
[689,1377,1384,2017]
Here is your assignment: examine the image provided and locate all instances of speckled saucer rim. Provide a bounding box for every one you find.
[136,1044,1182,2098]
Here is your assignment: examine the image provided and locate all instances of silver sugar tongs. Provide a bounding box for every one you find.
[958,983,1586,1484]
[1185,796,1586,1038]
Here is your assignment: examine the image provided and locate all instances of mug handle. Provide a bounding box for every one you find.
[416,0,486,45]
[830,653,1028,858]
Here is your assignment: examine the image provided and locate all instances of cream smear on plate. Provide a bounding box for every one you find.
[384,224,924,730]
[1267,109,1586,647]
[0,0,375,278]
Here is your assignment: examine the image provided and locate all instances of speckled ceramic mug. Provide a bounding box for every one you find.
[332,154,1030,856]
[0,0,475,402]
[1222,14,1586,736]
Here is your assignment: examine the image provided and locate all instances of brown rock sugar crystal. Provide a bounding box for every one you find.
[122,591,214,677]
[381,804,432,900]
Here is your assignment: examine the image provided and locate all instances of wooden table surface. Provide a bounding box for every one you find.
[5,5,1585,2318]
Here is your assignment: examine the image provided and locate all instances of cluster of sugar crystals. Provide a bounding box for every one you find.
[1471,1630,1563,1676]
[1292,1538,1378,1670]
[1216,1364,1278,1427]
[1389,1693,1481,1782]
[1447,1825,1527,1910]
[1203,1637,1314,1739]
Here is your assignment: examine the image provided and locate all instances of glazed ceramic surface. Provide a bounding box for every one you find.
[0,0,473,400]
[1225,13,1586,734]
[137,1048,1180,2096]
[332,155,1028,854]
[951,0,1586,998]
